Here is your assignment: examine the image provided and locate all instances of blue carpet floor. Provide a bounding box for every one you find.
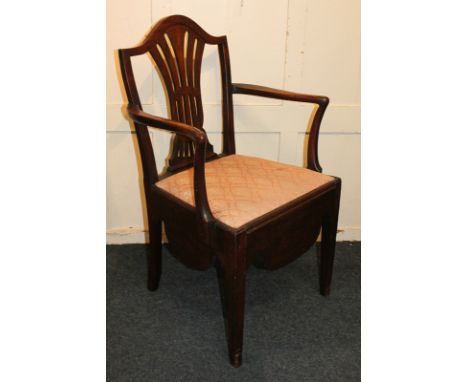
[107,242,360,381]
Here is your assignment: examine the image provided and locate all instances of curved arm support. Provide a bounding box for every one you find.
[231,83,329,172]
[127,106,215,241]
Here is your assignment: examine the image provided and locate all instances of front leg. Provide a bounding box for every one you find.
[319,179,341,296]
[217,235,247,367]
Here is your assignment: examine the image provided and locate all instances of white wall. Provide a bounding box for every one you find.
[107,0,360,243]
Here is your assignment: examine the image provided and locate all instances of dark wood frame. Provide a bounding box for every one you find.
[118,15,341,367]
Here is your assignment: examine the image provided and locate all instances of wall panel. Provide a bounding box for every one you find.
[152,0,289,105]
[296,133,361,239]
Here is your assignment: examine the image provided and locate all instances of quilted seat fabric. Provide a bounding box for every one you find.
[155,154,335,229]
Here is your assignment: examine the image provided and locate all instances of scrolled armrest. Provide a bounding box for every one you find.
[231,83,329,172]
[127,106,215,238]
[232,83,329,106]
[127,106,206,143]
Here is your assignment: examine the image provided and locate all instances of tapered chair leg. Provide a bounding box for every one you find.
[224,267,246,367]
[319,180,341,296]
[147,220,162,291]
[216,238,247,367]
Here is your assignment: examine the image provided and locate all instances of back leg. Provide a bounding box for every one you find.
[147,219,162,291]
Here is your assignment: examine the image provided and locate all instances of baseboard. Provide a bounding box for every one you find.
[336,226,361,241]
[106,227,149,245]
[106,225,361,244]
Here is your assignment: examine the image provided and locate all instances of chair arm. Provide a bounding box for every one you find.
[127,106,206,142]
[231,83,329,172]
[127,106,215,236]
[231,83,329,106]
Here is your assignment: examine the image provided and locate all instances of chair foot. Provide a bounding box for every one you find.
[147,278,160,291]
[146,260,161,291]
[230,351,242,368]
[320,285,331,297]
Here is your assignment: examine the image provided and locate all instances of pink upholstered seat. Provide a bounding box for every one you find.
[156,154,335,229]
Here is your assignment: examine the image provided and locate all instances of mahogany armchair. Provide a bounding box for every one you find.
[118,15,341,367]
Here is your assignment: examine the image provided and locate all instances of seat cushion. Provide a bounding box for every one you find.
[155,154,335,229]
